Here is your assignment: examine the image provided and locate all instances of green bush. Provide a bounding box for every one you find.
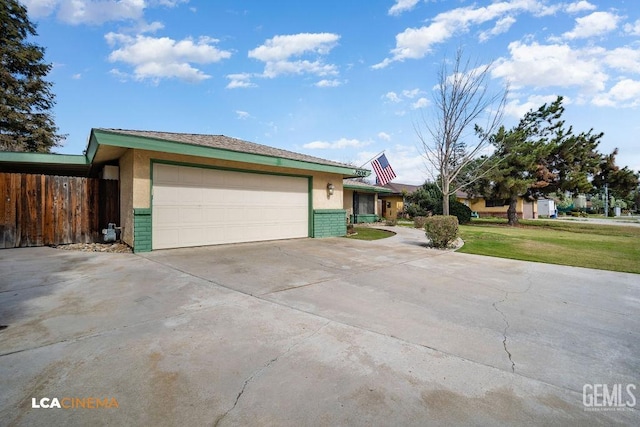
[424,215,459,249]
[414,216,427,229]
[448,200,472,225]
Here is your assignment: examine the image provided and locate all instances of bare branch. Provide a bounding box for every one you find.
[415,47,508,215]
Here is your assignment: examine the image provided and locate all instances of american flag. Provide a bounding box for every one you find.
[371,153,396,186]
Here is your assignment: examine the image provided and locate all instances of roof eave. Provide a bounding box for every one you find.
[90,128,370,177]
[0,151,89,165]
[343,183,393,193]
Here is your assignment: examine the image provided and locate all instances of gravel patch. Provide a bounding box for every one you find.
[54,242,133,253]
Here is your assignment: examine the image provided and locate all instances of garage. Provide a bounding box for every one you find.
[152,163,309,249]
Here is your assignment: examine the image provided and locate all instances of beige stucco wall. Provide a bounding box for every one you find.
[380,195,403,219]
[343,189,353,219]
[464,197,538,219]
[118,149,134,246]
[122,149,345,239]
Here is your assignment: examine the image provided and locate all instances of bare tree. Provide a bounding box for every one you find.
[416,48,508,215]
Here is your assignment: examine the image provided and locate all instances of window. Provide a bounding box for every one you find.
[355,193,375,214]
[485,198,508,207]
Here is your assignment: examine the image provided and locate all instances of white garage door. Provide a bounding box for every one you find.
[152,163,309,249]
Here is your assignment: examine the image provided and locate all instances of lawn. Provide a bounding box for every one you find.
[346,227,396,241]
[458,219,640,274]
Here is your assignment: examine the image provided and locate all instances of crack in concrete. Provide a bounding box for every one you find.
[491,272,534,374]
[213,321,330,427]
[493,295,515,373]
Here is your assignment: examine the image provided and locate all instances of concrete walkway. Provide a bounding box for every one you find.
[0,233,638,426]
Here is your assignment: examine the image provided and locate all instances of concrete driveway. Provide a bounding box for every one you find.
[1,227,638,426]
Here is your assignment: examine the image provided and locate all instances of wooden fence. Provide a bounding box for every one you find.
[0,173,119,248]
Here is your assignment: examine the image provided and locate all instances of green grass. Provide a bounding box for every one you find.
[457,219,640,274]
[346,227,396,241]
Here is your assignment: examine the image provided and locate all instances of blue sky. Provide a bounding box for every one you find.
[23,0,640,184]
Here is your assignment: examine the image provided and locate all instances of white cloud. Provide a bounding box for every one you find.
[378,132,391,141]
[72,73,82,79]
[492,41,608,94]
[249,33,339,62]
[384,91,402,103]
[592,79,640,107]
[105,33,231,83]
[402,88,422,98]
[388,0,420,16]
[315,79,342,87]
[22,0,60,17]
[23,0,187,24]
[354,146,426,185]
[624,19,640,36]
[226,73,256,89]
[24,0,145,24]
[565,1,597,14]
[562,11,620,40]
[479,15,516,42]
[303,138,370,149]
[411,97,429,109]
[248,33,340,79]
[504,94,563,118]
[601,47,640,74]
[136,20,165,33]
[374,1,551,68]
[235,110,251,119]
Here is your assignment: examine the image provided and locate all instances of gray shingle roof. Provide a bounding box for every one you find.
[382,182,421,194]
[101,129,358,170]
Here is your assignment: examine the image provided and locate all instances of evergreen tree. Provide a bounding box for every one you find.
[479,97,602,226]
[1,0,64,152]
[592,148,639,203]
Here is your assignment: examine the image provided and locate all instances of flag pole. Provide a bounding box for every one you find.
[358,150,385,169]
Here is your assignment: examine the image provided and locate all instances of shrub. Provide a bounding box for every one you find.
[448,200,472,225]
[424,215,459,249]
[385,218,397,226]
[414,216,427,229]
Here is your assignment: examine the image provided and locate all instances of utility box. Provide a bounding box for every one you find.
[101,165,119,180]
[538,199,557,218]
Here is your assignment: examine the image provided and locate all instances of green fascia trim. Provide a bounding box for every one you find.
[86,132,100,164]
[0,151,89,165]
[91,129,369,177]
[343,184,393,193]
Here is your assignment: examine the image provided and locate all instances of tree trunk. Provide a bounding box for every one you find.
[507,195,518,226]
[442,180,450,216]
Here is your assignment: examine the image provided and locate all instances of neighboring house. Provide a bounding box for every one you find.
[343,179,392,223]
[0,128,371,252]
[378,182,421,219]
[457,190,538,219]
